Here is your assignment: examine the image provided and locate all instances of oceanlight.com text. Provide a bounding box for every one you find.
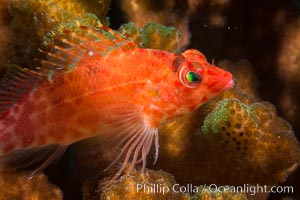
[208,184,294,196]
[136,183,294,196]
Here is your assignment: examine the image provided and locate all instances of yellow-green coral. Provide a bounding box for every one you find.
[119,22,143,46]
[82,168,248,200]
[83,168,190,200]
[201,99,297,159]
[142,23,180,52]
[8,0,111,66]
[43,13,105,46]
[0,172,62,200]
[9,0,110,37]
[201,98,300,181]
[119,22,181,53]
[120,0,190,49]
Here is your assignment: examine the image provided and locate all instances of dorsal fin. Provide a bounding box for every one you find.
[0,23,137,116]
[0,65,44,116]
[37,22,138,79]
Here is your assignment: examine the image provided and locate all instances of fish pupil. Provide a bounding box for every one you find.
[186,71,201,83]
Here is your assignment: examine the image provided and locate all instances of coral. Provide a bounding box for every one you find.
[120,0,190,49]
[279,89,299,128]
[82,168,248,200]
[45,20,180,53]
[9,0,110,37]
[42,13,104,46]
[158,106,300,186]
[142,23,181,53]
[8,0,111,66]
[119,22,181,53]
[277,19,300,127]
[82,168,189,200]
[278,19,300,84]
[196,59,259,117]
[202,98,300,180]
[0,171,62,200]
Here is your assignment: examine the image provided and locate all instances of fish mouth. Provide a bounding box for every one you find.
[224,78,234,89]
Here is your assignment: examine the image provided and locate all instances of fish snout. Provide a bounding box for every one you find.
[206,66,234,91]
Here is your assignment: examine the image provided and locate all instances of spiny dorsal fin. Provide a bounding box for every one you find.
[37,22,138,79]
[0,23,137,116]
[0,65,44,116]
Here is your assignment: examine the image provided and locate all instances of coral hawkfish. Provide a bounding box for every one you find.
[0,22,233,180]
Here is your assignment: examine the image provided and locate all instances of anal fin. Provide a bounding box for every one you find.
[0,144,67,176]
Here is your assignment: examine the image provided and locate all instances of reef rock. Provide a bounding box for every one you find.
[0,171,62,200]
[83,168,189,200]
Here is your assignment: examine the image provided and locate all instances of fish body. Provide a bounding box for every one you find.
[0,24,234,177]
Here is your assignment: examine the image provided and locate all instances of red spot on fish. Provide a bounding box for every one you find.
[13,106,20,114]
[0,132,11,143]
[21,133,35,147]
[3,116,17,127]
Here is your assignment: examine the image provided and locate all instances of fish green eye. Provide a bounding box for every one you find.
[186,71,201,83]
[179,66,203,88]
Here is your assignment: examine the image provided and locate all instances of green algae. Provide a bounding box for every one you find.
[42,13,106,46]
[8,0,111,66]
[119,22,181,53]
[9,0,111,36]
[142,23,180,53]
[202,99,248,134]
[119,22,143,46]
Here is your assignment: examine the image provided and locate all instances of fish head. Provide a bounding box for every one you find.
[171,49,234,113]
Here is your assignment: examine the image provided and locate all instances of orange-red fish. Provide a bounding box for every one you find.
[0,23,233,179]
